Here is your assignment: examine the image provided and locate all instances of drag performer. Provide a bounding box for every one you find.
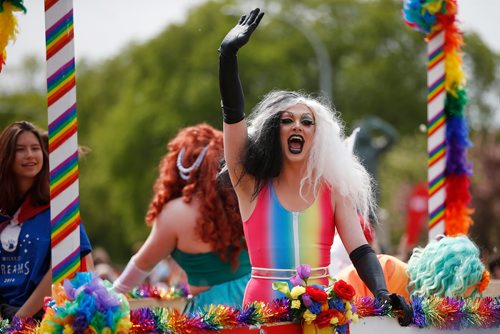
[113,124,251,312]
[218,8,412,325]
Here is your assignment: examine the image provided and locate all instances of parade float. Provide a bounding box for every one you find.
[0,0,498,333]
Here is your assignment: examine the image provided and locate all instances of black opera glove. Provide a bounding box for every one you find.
[349,244,413,326]
[218,8,264,124]
[219,8,264,57]
[377,291,413,326]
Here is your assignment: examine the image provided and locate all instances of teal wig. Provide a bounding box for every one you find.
[407,235,485,298]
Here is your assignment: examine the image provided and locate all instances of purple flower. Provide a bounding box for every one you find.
[302,293,313,307]
[290,274,304,287]
[63,279,76,300]
[296,264,311,280]
[72,313,89,334]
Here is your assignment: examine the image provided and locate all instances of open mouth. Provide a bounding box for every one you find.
[288,135,304,154]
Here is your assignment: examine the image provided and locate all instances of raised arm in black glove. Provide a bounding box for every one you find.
[350,244,413,326]
[218,8,264,124]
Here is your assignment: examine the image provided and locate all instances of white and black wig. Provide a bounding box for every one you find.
[243,90,375,221]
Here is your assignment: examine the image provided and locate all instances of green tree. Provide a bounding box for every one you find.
[0,92,46,128]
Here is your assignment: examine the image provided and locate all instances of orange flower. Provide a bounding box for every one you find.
[336,311,348,325]
[477,270,490,293]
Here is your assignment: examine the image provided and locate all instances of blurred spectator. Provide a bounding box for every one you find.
[329,218,377,276]
[354,116,398,195]
[149,256,187,288]
[490,256,500,279]
[396,182,428,261]
[353,116,398,252]
[93,246,118,282]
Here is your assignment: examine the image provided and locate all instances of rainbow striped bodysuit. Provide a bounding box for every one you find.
[243,182,335,304]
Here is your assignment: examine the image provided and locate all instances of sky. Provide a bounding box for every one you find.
[0,0,499,90]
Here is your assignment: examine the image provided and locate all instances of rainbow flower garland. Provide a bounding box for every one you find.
[403,0,473,236]
[0,0,26,72]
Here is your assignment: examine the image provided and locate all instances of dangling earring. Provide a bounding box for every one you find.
[176,145,209,181]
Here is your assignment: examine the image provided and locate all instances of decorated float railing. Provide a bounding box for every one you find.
[0,272,498,333]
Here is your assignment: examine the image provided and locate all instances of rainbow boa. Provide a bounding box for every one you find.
[0,0,26,72]
[402,0,473,235]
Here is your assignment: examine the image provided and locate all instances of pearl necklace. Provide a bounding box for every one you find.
[176,145,209,180]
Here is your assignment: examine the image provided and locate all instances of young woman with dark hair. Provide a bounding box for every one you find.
[0,121,93,320]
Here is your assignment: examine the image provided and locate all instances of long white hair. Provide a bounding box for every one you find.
[247,90,375,220]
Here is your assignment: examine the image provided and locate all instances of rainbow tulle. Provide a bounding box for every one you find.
[38,272,132,334]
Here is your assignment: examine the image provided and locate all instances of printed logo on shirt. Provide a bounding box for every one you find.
[0,223,21,252]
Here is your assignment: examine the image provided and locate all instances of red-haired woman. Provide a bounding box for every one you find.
[113,123,250,312]
[0,121,93,320]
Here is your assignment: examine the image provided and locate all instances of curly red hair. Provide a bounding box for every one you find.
[145,123,244,269]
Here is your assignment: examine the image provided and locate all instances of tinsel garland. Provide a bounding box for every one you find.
[128,283,189,301]
[0,0,26,72]
[402,0,473,235]
[1,295,498,333]
[354,295,500,330]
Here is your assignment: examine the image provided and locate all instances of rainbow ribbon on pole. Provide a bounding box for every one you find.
[44,0,81,284]
[403,0,473,239]
[426,30,447,238]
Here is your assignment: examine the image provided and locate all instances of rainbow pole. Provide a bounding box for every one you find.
[44,0,81,284]
[403,0,473,240]
[427,30,446,239]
